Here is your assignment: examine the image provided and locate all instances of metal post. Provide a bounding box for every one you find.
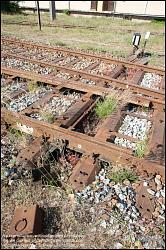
[68,1,70,10]
[36,1,41,31]
[113,1,116,20]
[49,1,56,21]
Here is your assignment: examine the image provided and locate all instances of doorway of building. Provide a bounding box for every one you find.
[102,1,115,11]
[91,1,98,11]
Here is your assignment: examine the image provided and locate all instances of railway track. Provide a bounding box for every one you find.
[1,37,165,225]
[1,37,165,103]
[1,37,165,179]
[1,70,165,182]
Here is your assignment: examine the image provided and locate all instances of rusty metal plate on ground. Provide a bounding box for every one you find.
[16,137,44,167]
[69,156,100,191]
[136,183,155,219]
[9,205,44,235]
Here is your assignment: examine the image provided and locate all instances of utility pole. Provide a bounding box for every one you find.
[49,1,56,21]
[36,1,41,31]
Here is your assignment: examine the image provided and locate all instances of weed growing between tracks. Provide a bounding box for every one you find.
[74,89,134,137]
[135,138,149,158]
[27,79,40,92]
[39,111,55,123]
[111,168,138,184]
[95,96,118,119]
[95,89,133,119]
[8,126,33,149]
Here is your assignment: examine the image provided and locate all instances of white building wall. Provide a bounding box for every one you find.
[20,1,69,9]
[115,1,165,15]
[19,1,165,15]
[145,1,165,15]
[19,1,36,8]
[70,1,91,11]
[55,1,69,9]
[115,1,147,14]
[19,1,91,11]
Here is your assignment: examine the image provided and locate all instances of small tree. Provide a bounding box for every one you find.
[1,1,21,13]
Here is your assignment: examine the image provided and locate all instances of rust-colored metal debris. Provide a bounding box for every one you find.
[9,205,44,235]
[16,137,44,167]
[136,183,155,219]
[69,156,100,191]
[16,136,51,181]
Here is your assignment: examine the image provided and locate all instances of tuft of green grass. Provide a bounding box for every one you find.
[1,169,6,180]
[95,96,118,119]
[8,127,24,140]
[159,224,165,235]
[63,9,70,16]
[95,89,133,119]
[44,179,57,189]
[28,80,40,92]
[151,20,165,26]
[8,127,28,148]
[55,41,67,47]
[40,111,55,123]
[135,139,149,158]
[142,106,149,113]
[28,80,45,93]
[111,168,138,184]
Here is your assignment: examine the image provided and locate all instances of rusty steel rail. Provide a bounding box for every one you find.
[1,73,165,180]
[2,107,165,180]
[1,52,165,101]
[1,36,165,74]
[1,67,165,110]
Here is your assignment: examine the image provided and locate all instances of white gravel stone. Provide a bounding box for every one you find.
[155,191,160,198]
[100,176,105,181]
[147,188,155,196]
[119,193,125,200]
[100,220,107,228]
[8,179,14,185]
[103,179,110,185]
[160,190,165,198]
[29,243,36,249]
[155,177,162,186]
[161,204,165,210]
[79,77,96,85]
[114,242,123,249]
[143,181,148,187]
